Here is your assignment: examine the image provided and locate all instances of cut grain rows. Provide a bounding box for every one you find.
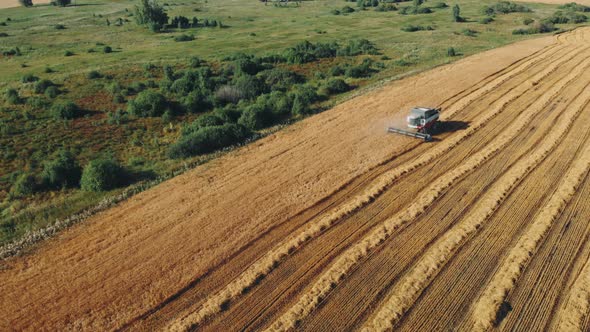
[292,52,590,332]
[158,41,587,331]
[146,35,590,330]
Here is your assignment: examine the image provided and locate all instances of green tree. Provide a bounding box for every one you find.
[135,0,169,32]
[413,0,423,7]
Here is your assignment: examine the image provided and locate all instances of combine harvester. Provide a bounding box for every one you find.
[388,106,441,142]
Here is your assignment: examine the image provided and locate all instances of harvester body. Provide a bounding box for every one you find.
[388,107,441,142]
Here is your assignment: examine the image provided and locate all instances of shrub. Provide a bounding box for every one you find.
[401,25,433,32]
[183,89,212,113]
[255,91,292,119]
[342,5,355,13]
[189,56,202,68]
[127,90,168,117]
[462,28,478,37]
[479,16,494,24]
[452,4,464,22]
[11,173,37,198]
[34,79,54,94]
[238,104,273,130]
[103,46,113,53]
[432,2,448,8]
[51,0,71,6]
[64,50,74,56]
[0,33,8,37]
[324,78,350,94]
[51,101,81,120]
[447,47,457,56]
[27,96,49,110]
[331,9,341,15]
[6,89,21,105]
[170,15,190,28]
[182,114,225,135]
[494,1,531,14]
[258,67,305,91]
[80,158,127,191]
[232,74,267,100]
[87,70,102,79]
[523,17,534,25]
[44,66,54,73]
[19,0,33,7]
[512,21,556,34]
[338,39,378,56]
[42,150,82,189]
[168,123,251,158]
[44,86,59,98]
[546,10,587,24]
[55,24,66,29]
[215,85,245,105]
[174,34,194,42]
[559,2,590,12]
[330,65,345,76]
[21,74,39,83]
[345,63,372,78]
[283,40,339,64]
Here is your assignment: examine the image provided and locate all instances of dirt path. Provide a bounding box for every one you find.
[3,28,587,331]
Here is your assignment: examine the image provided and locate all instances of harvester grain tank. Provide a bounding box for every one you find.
[388,107,441,142]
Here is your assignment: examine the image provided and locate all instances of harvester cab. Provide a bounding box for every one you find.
[388,106,441,142]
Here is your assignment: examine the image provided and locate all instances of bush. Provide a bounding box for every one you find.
[103,46,113,53]
[513,21,556,34]
[401,25,433,32]
[546,10,588,24]
[51,0,71,6]
[34,79,54,94]
[42,150,82,189]
[189,56,202,68]
[127,90,168,117]
[432,2,448,8]
[324,78,350,94]
[55,24,66,29]
[523,17,534,25]
[80,158,127,191]
[64,50,74,56]
[331,9,341,15]
[51,101,81,120]
[447,47,457,56]
[494,1,531,14]
[342,5,355,13]
[338,39,378,56]
[237,104,273,130]
[174,34,194,42]
[6,88,21,105]
[479,16,494,24]
[345,63,372,78]
[258,67,305,91]
[183,89,212,113]
[452,4,464,22]
[462,28,478,37]
[19,0,33,7]
[21,74,39,83]
[330,65,345,76]
[87,70,102,79]
[559,2,590,12]
[11,173,37,198]
[182,114,224,135]
[168,123,251,158]
[283,40,340,64]
[232,74,267,100]
[44,86,59,98]
[0,33,8,37]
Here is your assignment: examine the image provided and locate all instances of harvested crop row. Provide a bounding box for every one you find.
[164,44,585,332]
[441,43,567,119]
[555,254,590,331]
[361,61,590,332]
[265,54,590,332]
[466,105,590,331]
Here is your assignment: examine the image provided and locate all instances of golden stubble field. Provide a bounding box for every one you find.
[2,24,590,332]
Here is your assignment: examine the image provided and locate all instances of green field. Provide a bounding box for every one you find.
[0,0,583,246]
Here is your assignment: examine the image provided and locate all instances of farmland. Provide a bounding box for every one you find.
[2,0,590,331]
[2,17,590,331]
